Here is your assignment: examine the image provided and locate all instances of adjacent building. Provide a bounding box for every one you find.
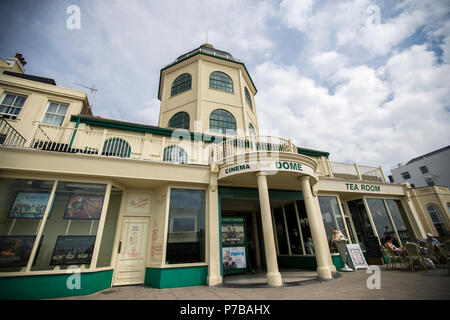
[0,45,440,299]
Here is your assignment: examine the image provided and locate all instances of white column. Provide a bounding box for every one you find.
[207,170,222,286]
[299,176,333,280]
[256,172,282,286]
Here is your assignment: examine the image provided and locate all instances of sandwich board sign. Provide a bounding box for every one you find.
[346,244,368,269]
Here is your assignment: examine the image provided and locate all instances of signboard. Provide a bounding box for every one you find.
[64,195,104,220]
[346,244,368,269]
[0,235,37,267]
[222,224,245,245]
[126,192,151,214]
[218,160,315,180]
[9,192,50,219]
[50,235,96,265]
[222,247,247,270]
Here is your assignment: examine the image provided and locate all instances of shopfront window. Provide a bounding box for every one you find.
[385,200,411,243]
[96,187,122,268]
[273,207,289,255]
[318,196,345,253]
[31,182,107,271]
[366,198,396,244]
[166,189,205,264]
[0,178,54,272]
[296,200,313,254]
[348,200,374,251]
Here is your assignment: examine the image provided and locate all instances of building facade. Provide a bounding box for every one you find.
[0,45,436,299]
[390,146,450,189]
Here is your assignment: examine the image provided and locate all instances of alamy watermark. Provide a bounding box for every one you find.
[66,265,81,290]
[366,5,381,27]
[66,5,81,30]
[366,265,381,289]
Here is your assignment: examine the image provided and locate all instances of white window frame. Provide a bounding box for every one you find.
[0,92,28,118]
[41,101,69,126]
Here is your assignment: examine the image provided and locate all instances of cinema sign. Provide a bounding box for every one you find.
[218,160,316,180]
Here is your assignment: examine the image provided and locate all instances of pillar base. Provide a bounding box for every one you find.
[317,266,333,280]
[329,264,337,274]
[207,275,223,286]
[266,272,283,286]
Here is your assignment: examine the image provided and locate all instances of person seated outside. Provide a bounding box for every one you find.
[384,236,405,256]
[426,233,441,246]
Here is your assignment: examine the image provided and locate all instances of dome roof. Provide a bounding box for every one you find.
[175,43,237,62]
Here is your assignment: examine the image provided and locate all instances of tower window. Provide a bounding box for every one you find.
[168,112,190,130]
[209,71,233,93]
[244,87,253,110]
[209,109,236,134]
[248,123,256,136]
[171,73,192,96]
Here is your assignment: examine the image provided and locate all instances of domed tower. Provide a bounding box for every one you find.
[157,43,258,137]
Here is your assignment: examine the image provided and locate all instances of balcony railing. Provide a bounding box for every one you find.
[0,118,26,148]
[329,161,386,182]
[30,124,210,165]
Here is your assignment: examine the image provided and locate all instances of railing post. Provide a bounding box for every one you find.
[26,121,40,148]
[354,163,363,180]
[378,166,387,182]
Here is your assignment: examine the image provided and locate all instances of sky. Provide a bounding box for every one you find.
[1,0,449,176]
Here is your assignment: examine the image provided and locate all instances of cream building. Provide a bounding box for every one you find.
[0,45,439,299]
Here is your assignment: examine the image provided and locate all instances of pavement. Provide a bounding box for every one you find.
[57,265,450,300]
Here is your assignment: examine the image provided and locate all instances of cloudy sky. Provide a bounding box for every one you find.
[1,0,449,175]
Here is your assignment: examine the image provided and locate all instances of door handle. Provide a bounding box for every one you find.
[118,241,122,254]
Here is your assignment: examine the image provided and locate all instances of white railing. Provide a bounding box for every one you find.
[31,124,210,165]
[329,161,385,182]
[213,135,295,164]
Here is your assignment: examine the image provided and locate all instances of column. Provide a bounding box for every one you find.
[299,176,333,280]
[256,172,282,286]
[251,211,262,269]
[207,170,222,286]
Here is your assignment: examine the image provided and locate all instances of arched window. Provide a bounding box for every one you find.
[209,71,233,93]
[426,204,448,236]
[209,109,236,134]
[244,87,253,110]
[168,112,190,130]
[171,73,192,96]
[102,137,131,158]
[248,123,256,136]
[163,145,188,164]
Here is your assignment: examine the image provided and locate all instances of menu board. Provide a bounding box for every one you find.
[50,235,96,265]
[346,244,368,269]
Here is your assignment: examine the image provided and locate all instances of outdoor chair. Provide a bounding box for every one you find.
[381,245,405,270]
[442,240,450,255]
[404,242,427,272]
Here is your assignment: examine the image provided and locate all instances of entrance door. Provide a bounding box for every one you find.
[113,216,149,286]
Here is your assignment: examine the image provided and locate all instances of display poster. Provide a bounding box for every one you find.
[222,247,247,270]
[64,195,104,220]
[346,244,369,269]
[50,235,96,265]
[9,192,50,219]
[0,235,37,267]
[222,224,245,245]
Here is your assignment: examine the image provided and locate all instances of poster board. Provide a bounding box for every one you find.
[346,244,368,269]
[50,235,96,265]
[221,217,250,275]
[0,235,37,267]
[64,195,104,220]
[9,192,50,219]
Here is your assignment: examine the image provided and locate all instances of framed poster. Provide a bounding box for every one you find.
[0,235,37,267]
[222,247,247,270]
[50,235,96,265]
[64,195,104,220]
[346,244,369,269]
[222,223,245,245]
[9,192,50,219]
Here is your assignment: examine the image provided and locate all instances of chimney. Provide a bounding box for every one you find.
[15,53,27,67]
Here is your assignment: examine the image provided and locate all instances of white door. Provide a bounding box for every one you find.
[113,216,150,286]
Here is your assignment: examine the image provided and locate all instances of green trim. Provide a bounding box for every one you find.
[144,266,207,289]
[297,147,329,159]
[0,269,113,300]
[219,187,303,201]
[68,117,80,149]
[277,255,344,271]
[159,49,258,100]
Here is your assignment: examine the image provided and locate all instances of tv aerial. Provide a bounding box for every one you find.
[75,83,98,108]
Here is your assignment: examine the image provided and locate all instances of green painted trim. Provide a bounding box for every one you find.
[158,49,258,100]
[219,187,303,201]
[68,118,80,149]
[277,255,344,271]
[0,269,113,300]
[145,266,207,289]
[297,147,330,159]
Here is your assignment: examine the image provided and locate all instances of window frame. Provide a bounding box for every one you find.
[209,71,234,93]
[244,87,253,110]
[209,109,237,135]
[41,101,69,126]
[170,73,192,97]
[168,111,190,130]
[0,92,28,119]
[401,171,411,180]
